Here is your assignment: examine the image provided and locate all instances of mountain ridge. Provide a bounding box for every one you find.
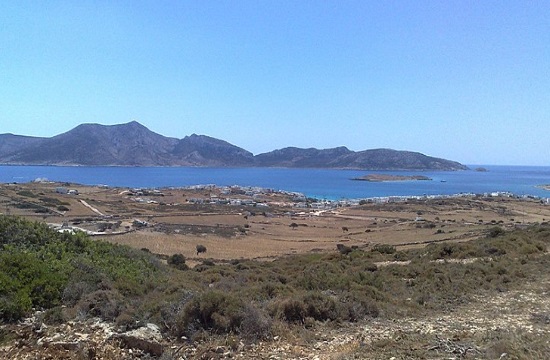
[0,121,468,170]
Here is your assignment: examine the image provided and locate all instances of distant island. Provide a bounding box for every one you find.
[0,121,469,171]
[475,167,488,172]
[352,174,432,182]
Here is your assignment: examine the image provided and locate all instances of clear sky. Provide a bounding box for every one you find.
[1,1,549,166]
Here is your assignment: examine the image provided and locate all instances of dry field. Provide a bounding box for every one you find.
[1,181,549,263]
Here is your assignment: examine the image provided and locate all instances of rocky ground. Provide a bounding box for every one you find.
[2,269,549,360]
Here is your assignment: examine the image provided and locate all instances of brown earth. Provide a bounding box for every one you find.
[1,182,549,263]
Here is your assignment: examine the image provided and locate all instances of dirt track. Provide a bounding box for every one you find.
[2,182,549,261]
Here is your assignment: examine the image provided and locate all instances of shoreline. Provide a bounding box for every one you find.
[1,165,550,200]
[7,180,549,208]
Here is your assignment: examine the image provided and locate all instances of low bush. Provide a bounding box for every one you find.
[336,243,353,255]
[239,303,272,341]
[271,297,306,323]
[177,291,244,335]
[77,289,126,321]
[338,291,380,321]
[487,226,505,238]
[372,244,396,254]
[302,292,339,321]
[168,253,188,270]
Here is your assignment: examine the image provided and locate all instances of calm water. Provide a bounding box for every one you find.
[1,165,549,200]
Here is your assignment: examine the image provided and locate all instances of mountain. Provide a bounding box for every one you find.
[254,146,353,167]
[172,134,254,166]
[0,122,255,167]
[255,147,467,170]
[342,148,467,170]
[0,134,45,156]
[0,122,178,166]
[0,121,468,170]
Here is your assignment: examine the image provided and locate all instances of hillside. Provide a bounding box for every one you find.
[255,147,467,170]
[0,121,468,170]
[172,134,254,166]
[0,214,549,359]
[0,134,45,156]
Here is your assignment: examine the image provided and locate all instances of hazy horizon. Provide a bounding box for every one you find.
[1,1,548,166]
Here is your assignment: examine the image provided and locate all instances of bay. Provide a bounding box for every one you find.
[0,165,549,200]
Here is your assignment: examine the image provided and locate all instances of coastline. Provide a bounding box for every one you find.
[1,165,550,200]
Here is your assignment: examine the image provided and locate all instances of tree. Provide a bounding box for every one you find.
[196,244,207,255]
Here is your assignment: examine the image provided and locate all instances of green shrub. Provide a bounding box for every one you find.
[168,254,188,270]
[0,249,67,321]
[16,190,37,198]
[202,259,215,266]
[0,216,164,322]
[373,244,396,254]
[271,297,307,323]
[42,306,65,325]
[302,292,338,321]
[487,226,505,238]
[365,263,378,272]
[177,291,244,335]
[0,288,32,322]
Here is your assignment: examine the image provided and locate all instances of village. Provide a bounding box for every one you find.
[1,180,550,263]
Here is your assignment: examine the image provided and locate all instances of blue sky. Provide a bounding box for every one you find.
[1,1,548,166]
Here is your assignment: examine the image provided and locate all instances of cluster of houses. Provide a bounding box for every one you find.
[122,184,550,210]
[183,184,550,210]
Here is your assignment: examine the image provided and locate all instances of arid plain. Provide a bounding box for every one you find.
[2,181,549,264]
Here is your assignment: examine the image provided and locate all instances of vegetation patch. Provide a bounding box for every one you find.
[1,215,549,357]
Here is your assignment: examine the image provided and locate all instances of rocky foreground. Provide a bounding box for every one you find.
[2,267,549,360]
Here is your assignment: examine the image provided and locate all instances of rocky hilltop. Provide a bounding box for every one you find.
[0,121,468,170]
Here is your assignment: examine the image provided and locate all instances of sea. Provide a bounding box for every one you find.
[1,165,549,200]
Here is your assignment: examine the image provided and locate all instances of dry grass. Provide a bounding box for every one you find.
[2,182,550,262]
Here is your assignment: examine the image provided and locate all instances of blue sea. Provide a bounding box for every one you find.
[1,165,549,200]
